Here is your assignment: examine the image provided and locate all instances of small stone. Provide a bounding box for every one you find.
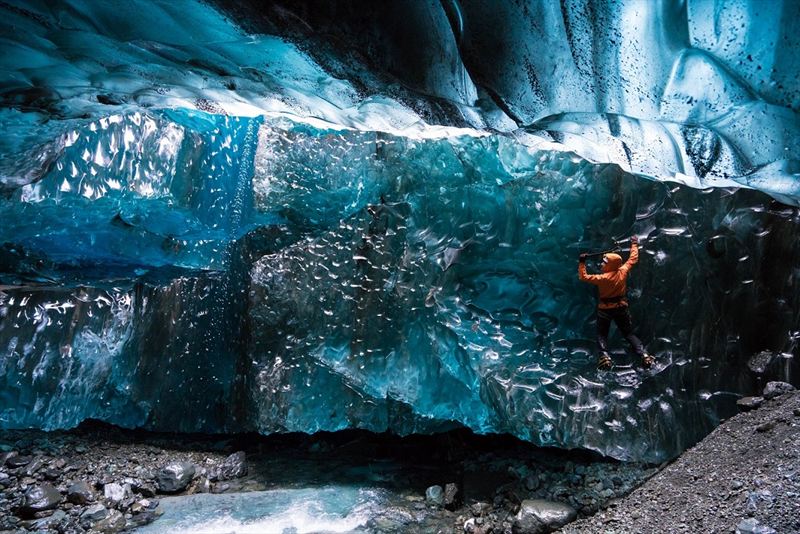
[82,503,109,522]
[19,483,63,517]
[737,396,764,411]
[470,501,489,516]
[0,451,17,466]
[425,485,444,506]
[130,499,151,514]
[104,482,131,503]
[444,482,461,510]
[762,381,795,399]
[122,477,156,498]
[513,499,577,533]
[755,421,777,433]
[67,480,95,504]
[94,508,126,533]
[524,475,540,491]
[215,482,232,493]
[6,455,33,469]
[21,509,66,531]
[195,476,211,493]
[156,461,195,493]
[747,351,774,374]
[215,451,247,481]
[24,457,45,476]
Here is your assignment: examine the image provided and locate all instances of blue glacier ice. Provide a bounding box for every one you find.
[0,0,799,462]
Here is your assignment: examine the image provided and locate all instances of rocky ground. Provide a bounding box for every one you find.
[2,381,794,534]
[0,422,655,533]
[560,382,800,534]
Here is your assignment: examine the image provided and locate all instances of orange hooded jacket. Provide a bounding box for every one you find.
[578,242,638,309]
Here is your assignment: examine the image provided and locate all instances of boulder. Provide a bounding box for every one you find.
[425,485,444,506]
[215,451,248,480]
[19,483,63,517]
[736,396,764,411]
[513,499,577,533]
[67,480,95,504]
[156,461,195,493]
[762,381,795,399]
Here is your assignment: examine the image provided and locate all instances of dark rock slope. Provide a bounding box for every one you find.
[560,386,800,534]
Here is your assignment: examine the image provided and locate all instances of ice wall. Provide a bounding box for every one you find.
[3,115,799,461]
[1,0,799,462]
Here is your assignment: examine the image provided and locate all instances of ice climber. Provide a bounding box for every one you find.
[578,235,654,370]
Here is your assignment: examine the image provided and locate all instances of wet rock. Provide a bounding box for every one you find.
[755,421,777,433]
[6,455,32,469]
[94,509,126,533]
[513,499,577,533]
[425,485,444,506]
[19,483,63,517]
[0,451,18,466]
[471,501,490,516]
[20,509,66,530]
[444,482,461,510]
[737,397,764,411]
[215,451,247,481]
[130,498,153,513]
[737,517,778,534]
[104,482,131,503]
[82,503,109,522]
[194,476,212,493]
[123,476,157,497]
[747,351,774,374]
[762,381,795,399]
[128,510,160,529]
[23,456,45,476]
[156,461,195,493]
[67,480,95,504]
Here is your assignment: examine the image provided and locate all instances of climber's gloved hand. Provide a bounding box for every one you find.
[630,235,639,245]
[579,253,588,262]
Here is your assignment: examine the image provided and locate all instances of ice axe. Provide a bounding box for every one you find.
[581,237,642,259]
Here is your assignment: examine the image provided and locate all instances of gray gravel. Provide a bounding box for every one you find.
[559,390,800,534]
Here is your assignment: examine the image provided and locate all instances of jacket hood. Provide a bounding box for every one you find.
[602,253,623,272]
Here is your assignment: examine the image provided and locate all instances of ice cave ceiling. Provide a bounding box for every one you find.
[0,0,799,462]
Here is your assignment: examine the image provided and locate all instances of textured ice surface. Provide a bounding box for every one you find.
[1,0,799,203]
[1,0,800,462]
[2,116,799,462]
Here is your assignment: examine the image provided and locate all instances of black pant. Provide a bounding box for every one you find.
[597,306,646,358]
